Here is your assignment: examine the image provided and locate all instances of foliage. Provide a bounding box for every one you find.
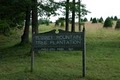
[58,0,90,19]
[60,21,64,27]
[115,19,120,29]
[0,0,31,35]
[92,18,97,23]
[103,17,113,28]
[38,18,50,26]
[0,20,10,35]
[98,17,104,23]
[55,17,65,27]
[114,16,118,21]
[83,17,88,22]
[110,16,114,20]
[90,17,93,21]
[38,0,60,17]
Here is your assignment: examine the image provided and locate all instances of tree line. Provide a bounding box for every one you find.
[0,0,90,45]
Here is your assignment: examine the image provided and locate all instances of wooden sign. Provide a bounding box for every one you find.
[31,28,86,77]
[32,29,84,51]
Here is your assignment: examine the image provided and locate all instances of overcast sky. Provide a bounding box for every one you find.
[50,0,120,22]
[82,0,120,20]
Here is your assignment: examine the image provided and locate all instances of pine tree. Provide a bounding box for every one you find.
[115,19,120,29]
[83,17,88,22]
[92,18,97,23]
[114,16,118,21]
[98,17,103,23]
[110,16,114,20]
[90,17,93,21]
[103,17,113,28]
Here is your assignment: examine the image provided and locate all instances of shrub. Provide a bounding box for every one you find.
[103,17,113,28]
[0,20,10,35]
[115,19,120,29]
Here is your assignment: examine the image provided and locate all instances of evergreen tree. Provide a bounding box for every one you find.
[110,16,114,20]
[115,19,120,29]
[92,18,97,23]
[83,17,88,22]
[114,16,118,21]
[90,17,93,21]
[98,17,103,23]
[103,17,113,28]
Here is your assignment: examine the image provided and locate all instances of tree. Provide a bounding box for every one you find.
[32,0,38,34]
[65,0,69,31]
[21,7,31,44]
[92,18,97,23]
[71,0,75,32]
[115,19,120,29]
[110,16,114,20]
[90,17,93,21]
[59,0,90,32]
[0,0,26,35]
[114,16,118,21]
[83,17,88,22]
[98,17,103,23]
[103,17,113,28]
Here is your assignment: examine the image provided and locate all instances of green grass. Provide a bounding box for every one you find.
[0,24,120,80]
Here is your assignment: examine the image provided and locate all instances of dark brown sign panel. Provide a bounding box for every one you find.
[32,29,84,51]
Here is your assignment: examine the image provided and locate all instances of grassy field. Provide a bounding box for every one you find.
[0,22,120,80]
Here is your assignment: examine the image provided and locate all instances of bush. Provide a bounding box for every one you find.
[92,18,97,23]
[103,17,113,28]
[0,20,10,35]
[115,19,120,29]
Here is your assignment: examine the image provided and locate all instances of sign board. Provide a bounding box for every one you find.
[32,29,84,51]
[31,29,86,77]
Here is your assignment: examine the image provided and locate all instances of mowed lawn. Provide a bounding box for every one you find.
[0,22,120,80]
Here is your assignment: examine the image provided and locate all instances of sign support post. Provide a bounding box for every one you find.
[82,26,86,77]
[31,32,35,72]
[31,51,34,72]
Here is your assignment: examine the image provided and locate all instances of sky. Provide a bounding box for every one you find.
[50,0,120,22]
[82,0,120,20]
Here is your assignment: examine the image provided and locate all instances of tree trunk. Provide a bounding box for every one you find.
[78,0,81,31]
[71,0,75,32]
[32,0,38,34]
[65,0,69,31]
[21,7,31,44]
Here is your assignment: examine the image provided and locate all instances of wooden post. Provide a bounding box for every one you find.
[31,51,34,72]
[31,32,35,72]
[82,25,86,77]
